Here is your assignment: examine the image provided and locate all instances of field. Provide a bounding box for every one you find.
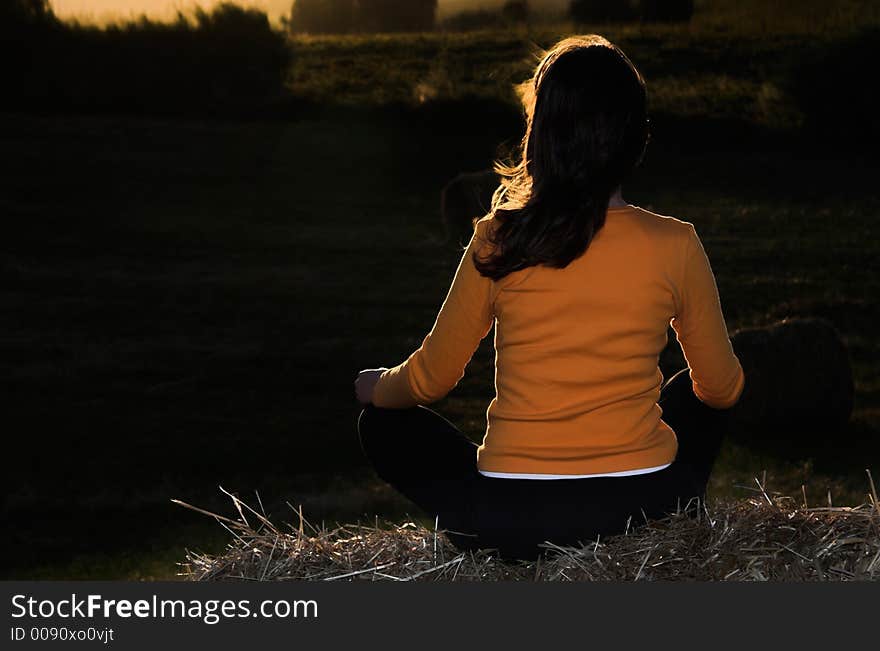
[3,9,880,579]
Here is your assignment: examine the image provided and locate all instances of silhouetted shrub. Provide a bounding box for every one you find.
[0,0,55,24]
[2,2,291,116]
[786,28,880,147]
[0,0,63,106]
[639,0,694,23]
[189,3,291,105]
[288,0,436,34]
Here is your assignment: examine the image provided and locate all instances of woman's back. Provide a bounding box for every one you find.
[372,204,744,477]
[481,204,743,475]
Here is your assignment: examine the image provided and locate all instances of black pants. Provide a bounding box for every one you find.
[357,368,732,561]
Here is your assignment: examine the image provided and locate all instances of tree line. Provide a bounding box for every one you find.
[286,1,695,34]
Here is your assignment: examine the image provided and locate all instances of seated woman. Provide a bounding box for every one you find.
[354,34,745,561]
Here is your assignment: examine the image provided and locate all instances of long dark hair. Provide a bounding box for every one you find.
[473,35,649,281]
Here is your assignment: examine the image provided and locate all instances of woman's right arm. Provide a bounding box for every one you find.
[670,223,745,409]
[370,218,495,408]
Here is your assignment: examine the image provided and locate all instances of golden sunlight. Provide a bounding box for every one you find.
[51,1,295,24]
[49,1,570,25]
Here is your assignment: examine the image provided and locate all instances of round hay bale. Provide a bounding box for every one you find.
[440,169,498,248]
[728,317,854,445]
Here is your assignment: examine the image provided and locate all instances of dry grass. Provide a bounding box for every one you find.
[176,476,880,582]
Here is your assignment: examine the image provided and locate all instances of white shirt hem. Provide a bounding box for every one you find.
[478,462,672,480]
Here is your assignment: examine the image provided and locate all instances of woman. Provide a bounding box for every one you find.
[354,35,745,561]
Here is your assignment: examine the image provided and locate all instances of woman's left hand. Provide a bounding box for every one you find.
[355,368,388,405]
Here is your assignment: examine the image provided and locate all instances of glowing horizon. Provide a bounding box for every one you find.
[50,1,292,24]
[49,1,569,25]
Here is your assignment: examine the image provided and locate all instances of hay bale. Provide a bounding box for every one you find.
[728,317,855,443]
[440,169,498,248]
[177,487,880,581]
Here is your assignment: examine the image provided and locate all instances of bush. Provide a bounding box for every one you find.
[0,0,55,25]
[2,2,292,115]
[0,0,63,107]
[188,3,292,105]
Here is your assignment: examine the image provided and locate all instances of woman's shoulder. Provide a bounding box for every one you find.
[472,214,498,248]
[624,205,697,246]
[627,204,693,229]
[474,214,495,231]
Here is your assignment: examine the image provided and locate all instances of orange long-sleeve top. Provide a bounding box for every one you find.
[372,205,745,475]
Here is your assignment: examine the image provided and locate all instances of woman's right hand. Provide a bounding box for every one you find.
[355,367,388,405]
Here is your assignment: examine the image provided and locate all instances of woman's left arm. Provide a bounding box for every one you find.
[368,219,495,408]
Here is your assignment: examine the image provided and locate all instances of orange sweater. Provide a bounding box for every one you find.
[373,205,745,475]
